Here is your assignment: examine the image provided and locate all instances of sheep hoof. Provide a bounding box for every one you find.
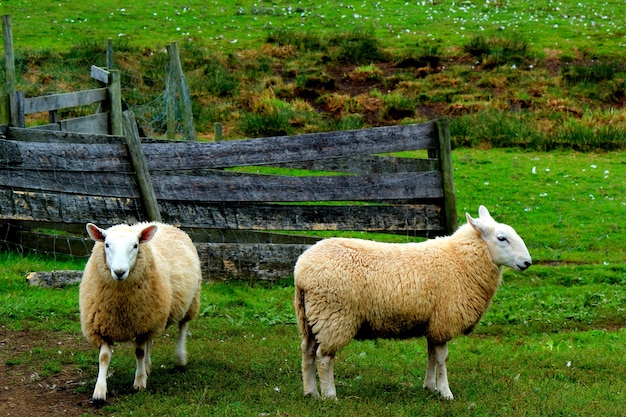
[439,391,454,401]
[133,378,147,391]
[91,398,106,408]
[422,383,437,393]
[303,391,321,399]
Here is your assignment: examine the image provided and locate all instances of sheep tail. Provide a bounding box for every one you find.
[294,286,310,340]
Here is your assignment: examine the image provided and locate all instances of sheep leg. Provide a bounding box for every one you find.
[145,339,152,375]
[174,320,189,367]
[316,348,337,400]
[424,339,454,400]
[92,342,112,404]
[423,339,438,393]
[301,331,320,398]
[133,338,150,391]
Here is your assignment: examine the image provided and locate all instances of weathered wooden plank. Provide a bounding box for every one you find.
[5,121,437,170]
[159,202,443,233]
[30,123,62,131]
[59,113,110,134]
[0,189,443,234]
[0,169,138,197]
[6,219,320,246]
[140,122,438,170]
[24,88,108,114]
[28,113,110,134]
[14,240,314,282]
[0,138,435,175]
[0,138,130,170]
[183,228,321,245]
[0,189,143,224]
[274,155,438,174]
[152,171,443,202]
[0,167,442,203]
[123,110,161,221]
[7,127,123,144]
[198,242,310,281]
[91,65,109,84]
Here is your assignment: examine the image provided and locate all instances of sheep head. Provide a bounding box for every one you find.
[465,205,532,272]
[86,223,158,281]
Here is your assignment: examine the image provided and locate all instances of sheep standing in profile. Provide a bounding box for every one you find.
[79,222,202,404]
[294,205,531,400]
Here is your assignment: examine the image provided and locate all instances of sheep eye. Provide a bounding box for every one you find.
[497,235,509,243]
[134,244,138,249]
[105,243,109,248]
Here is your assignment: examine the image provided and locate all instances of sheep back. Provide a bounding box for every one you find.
[294,224,501,354]
[80,222,202,347]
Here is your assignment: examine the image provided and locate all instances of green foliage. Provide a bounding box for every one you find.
[267,29,328,52]
[332,28,386,65]
[395,43,442,68]
[561,61,620,85]
[463,33,531,68]
[200,59,240,98]
[238,109,293,137]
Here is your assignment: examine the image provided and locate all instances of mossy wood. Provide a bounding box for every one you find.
[0,120,456,280]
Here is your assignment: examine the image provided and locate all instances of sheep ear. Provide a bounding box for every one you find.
[86,223,106,242]
[466,212,493,238]
[478,205,495,223]
[138,225,158,243]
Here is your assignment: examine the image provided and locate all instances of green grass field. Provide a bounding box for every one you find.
[1,149,625,416]
[3,0,624,56]
[1,1,626,416]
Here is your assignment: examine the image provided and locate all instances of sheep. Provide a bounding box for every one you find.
[79,221,202,404]
[293,205,531,400]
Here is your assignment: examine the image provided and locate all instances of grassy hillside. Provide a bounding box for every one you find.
[2,1,625,149]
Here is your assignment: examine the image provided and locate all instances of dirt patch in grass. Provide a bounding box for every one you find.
[0,330,103,417]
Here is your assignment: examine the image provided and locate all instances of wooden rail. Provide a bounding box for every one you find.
[0,119,456,281]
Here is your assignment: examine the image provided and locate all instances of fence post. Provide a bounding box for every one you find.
[122,110,162,222]
[2,15,19,127]
[106,38,114,69]
[165,43,176,140]
[166,42,197,141]
[108,69,123,136]
[214,122,223,141]
[436,118,457,234]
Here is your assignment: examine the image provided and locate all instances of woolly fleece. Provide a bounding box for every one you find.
[79,222,201,348]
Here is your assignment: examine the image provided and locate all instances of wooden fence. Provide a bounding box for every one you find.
[0,119,457,281]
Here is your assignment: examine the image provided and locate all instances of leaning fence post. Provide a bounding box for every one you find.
[2,15,19,127]
[122,110,162,222]
[166,42,197,141]
[165,43,176,140]
[436,118,457,233]
[108,70,123,136]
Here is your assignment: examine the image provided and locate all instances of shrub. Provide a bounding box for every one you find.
[238,110,293,138]
[331,28,386,65]
[463,33,531,68]
[561,61,620,85]
[202,59,239,98]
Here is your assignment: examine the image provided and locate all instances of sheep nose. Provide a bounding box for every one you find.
[519,261,532,271]
[113,269,127,280]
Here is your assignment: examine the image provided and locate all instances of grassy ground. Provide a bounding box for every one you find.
[1,1,625,415]
[1,149,625,416]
